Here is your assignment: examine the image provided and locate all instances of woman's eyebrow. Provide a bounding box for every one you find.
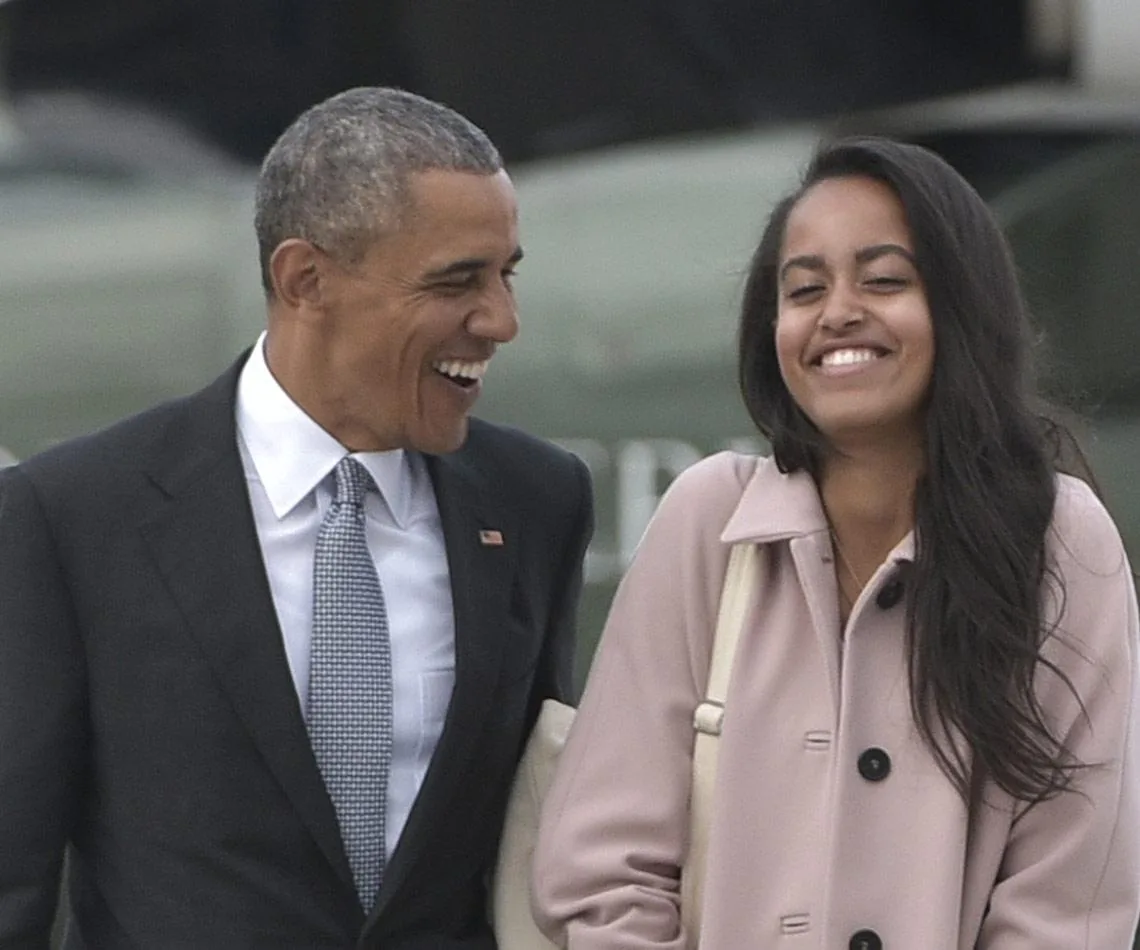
[778,254,825,282]
[779,244,915,282]
[855,243,915,265]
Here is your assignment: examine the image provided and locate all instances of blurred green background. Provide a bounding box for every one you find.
[5,90,1140,689]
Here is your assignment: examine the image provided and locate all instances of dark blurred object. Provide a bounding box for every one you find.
[401,0,1043,160]
[5,0,1043,165]
[4,0,416,164]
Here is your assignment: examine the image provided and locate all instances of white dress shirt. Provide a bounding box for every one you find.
[235,334,455,861]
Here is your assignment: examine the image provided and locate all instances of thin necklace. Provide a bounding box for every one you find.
[830,529,867,606]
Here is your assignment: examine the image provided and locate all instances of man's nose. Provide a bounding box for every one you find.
[468,285,520,343]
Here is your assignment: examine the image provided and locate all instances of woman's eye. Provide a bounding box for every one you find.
[785,283,823,300]
[864,275,907,290]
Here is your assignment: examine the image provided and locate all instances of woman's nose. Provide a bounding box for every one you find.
[818,282,866,332]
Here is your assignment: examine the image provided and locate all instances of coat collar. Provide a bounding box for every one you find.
[720,455,916,563]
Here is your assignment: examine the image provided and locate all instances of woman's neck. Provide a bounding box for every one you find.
[819,442,922,588]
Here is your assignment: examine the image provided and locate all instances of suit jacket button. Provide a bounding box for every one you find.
[875,576,905,609]
[849,930,882,950]
[857,747,891,782]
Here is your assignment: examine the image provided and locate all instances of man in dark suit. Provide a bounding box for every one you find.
[0,87,593,948]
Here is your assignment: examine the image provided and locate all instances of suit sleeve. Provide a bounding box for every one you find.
[979,481,1140,948]
[0,467,87,948]
[534,453,594,708]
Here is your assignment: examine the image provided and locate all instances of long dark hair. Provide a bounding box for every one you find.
[739,136,1084,802]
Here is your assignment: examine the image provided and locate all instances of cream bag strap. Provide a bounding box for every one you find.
[680,541,758,947]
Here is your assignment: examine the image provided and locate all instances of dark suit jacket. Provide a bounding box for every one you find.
[0,358,593,949]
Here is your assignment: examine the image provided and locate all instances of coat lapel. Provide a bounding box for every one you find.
[373,445,518,910]
[136,364,355,893]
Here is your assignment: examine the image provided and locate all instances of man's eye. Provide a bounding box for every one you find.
[436,277,477,293]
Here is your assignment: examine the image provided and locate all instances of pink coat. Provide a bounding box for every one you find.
[532,452,1140,949]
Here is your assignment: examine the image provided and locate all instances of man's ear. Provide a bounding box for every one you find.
[268,238,327,309]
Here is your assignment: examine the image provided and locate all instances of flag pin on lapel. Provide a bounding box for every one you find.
[479,529,504,547]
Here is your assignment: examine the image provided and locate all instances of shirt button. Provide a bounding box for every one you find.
[850,930,882,950]
[857,747,891,782]
[875,576,905,609]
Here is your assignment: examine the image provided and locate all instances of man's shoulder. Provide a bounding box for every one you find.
[21,396,189,480]
[17,364,238,490]
[460,419,583,474]
[452,417,590,506]
[463,417,579,466]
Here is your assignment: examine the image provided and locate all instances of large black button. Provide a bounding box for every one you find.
[875,576,905,609]
[850,930,882,950]
[857,747,891,782]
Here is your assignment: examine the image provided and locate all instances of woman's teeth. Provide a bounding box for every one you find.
[819,348,880,367]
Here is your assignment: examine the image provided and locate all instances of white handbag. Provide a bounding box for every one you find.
[492,542,759,950]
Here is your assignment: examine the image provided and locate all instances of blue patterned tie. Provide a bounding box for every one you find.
[308,456,393,910]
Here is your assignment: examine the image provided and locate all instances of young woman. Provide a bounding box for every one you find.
[531,137,1140,948]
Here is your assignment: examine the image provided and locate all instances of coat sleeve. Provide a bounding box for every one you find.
[534,452,594,708]
[0,467,88,949]
[530,453,748,950]
[979,478,1140,949]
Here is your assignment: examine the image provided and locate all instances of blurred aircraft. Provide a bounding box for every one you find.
[7,6,1140,947]
[2,80,1140,676]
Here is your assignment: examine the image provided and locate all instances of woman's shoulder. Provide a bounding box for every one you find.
[1050,474,1131,580]
[656,450,773,515]
[641,450,772,545]
[665,449,770,495]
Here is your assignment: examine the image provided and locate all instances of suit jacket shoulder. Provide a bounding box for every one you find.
[459,417,590,504]
[14,361,239,504]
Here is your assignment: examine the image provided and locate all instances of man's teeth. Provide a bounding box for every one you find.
[819,348,880,367]
[432,359,489,381]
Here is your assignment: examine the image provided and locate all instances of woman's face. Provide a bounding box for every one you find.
[774,175,935,451]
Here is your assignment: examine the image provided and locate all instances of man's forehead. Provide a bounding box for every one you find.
[403,167,515,204]
[395,171,519,246]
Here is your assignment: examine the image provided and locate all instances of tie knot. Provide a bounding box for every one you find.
[332,457,376,508]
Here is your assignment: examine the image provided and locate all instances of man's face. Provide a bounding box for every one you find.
[296,169,521,454]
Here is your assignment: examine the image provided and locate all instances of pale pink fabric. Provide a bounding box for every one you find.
[533,452,1140,949]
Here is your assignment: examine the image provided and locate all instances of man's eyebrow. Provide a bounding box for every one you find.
[423,247,524,282]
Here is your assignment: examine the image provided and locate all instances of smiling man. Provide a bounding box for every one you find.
[0,88,593,949]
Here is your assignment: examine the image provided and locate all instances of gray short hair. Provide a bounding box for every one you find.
[254,87,503,294]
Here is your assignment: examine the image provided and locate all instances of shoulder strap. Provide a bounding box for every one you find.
[680,541,758,947]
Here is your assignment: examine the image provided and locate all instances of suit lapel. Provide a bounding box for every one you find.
[373,446,518,910]
[137,364,355,893]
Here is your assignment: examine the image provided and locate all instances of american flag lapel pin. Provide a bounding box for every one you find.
[479,529,504,547]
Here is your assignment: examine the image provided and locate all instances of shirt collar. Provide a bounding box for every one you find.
[235,333,415,527]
